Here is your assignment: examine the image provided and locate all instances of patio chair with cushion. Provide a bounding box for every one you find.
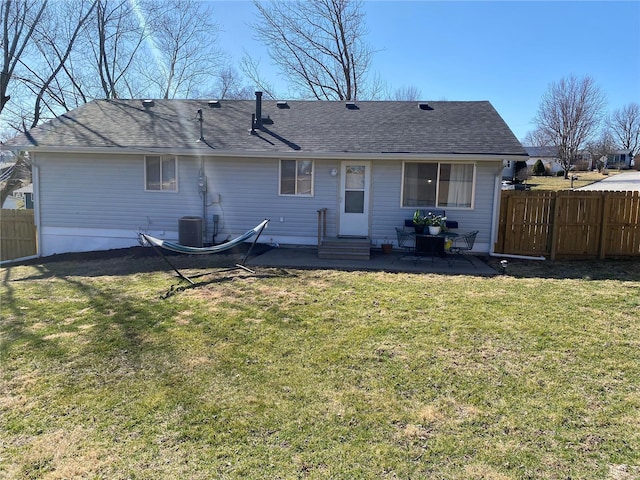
[448,230,479,267]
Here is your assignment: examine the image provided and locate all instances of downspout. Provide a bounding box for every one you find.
[489,160,545,261]
[201,155,206,245]
[33,154,42,258]
[196,108,207,245]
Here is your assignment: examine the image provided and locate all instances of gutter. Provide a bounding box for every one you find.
[32,154,42,259]
[489,162,545,261]
[8,145,530,163]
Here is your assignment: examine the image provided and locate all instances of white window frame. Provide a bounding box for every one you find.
[279,159,314,196]
[145,155,178,192]
[401,161,476,209]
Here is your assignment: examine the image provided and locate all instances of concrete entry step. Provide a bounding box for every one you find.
[318,237,370,260]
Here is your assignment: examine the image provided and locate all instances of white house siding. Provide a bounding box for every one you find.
[369,159,499,253]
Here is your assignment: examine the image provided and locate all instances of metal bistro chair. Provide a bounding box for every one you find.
[395,227,416,259]
[448,230,479,267]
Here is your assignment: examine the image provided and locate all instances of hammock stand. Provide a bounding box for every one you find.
[140,219,269,284]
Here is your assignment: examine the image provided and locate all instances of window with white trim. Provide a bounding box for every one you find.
[280,159,313,196]
[145,155,177,191]
[402,162,475,208]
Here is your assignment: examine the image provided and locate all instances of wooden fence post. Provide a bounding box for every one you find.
[599,193,609,260]
[549,192,560,261]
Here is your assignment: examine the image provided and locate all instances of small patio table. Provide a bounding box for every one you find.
[412,231,459,257]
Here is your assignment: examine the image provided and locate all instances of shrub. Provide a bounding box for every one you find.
[532,159,546,176]
[514,160,530,183]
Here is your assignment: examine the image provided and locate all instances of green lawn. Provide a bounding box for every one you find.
[1,255,639,479]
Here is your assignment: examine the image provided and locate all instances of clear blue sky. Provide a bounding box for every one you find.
[213,1,640,142]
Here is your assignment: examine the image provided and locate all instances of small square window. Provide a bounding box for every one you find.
[280,160,313,196]
[145,156,177,191]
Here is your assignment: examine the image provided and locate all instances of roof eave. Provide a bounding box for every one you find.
[7,145,529,161]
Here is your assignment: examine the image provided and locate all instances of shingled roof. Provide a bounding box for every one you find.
[4,98,527,157]
[525,146,559,157]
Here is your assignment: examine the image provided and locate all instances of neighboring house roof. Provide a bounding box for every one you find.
[524,146,558,157]
[3,99,527,157]
[13,183,33,194]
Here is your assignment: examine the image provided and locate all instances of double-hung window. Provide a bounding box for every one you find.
[145,155,177,191]
[280,159,313,196]
[402,162,475,208]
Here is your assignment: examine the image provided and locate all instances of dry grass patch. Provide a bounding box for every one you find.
[527,170,620,191]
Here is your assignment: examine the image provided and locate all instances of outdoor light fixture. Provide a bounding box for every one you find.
[500,259,508,275]
[330,168,338,176]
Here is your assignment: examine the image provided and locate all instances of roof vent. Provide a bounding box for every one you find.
[142,99,154,108]
[345,102,359,110]
[261,115,274,125]
[276,101,289,109]
[418,103,433,111]
[208,100,220,108]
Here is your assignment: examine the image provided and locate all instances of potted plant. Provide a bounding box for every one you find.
[381,238,393,254]
[425,212,447,235]
[412,210,427,234]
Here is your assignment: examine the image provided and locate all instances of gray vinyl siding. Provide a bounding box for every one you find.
[36,152,499,251]
[204,157,339,241]
[37,153,203,234]
[370,160,499,247]
[38,153,341,242]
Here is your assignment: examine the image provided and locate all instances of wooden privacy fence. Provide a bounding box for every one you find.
[0,209,37,261]
[496,190,640,260]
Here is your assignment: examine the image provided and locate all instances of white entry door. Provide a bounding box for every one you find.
[338,161,371,237]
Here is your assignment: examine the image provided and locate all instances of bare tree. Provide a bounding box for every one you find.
[213,67,253,100]
[27,0,97,127]
[2,0,236,138]
[250,0,373,101]
[81,0,148,99]
[2,1,101,132]
[1,0,47,114]
[391,85,422,101]
[521,127,554,147]
[139,0,222,99]
[239,54,279,100]
[534,75,606,178]
[585,128,616,172]
[608,102,640,158]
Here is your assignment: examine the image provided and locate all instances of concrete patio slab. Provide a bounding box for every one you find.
[250,246,498,276]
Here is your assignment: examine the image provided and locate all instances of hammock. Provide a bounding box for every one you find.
[140,219,269,255]
[139,219,269,284]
